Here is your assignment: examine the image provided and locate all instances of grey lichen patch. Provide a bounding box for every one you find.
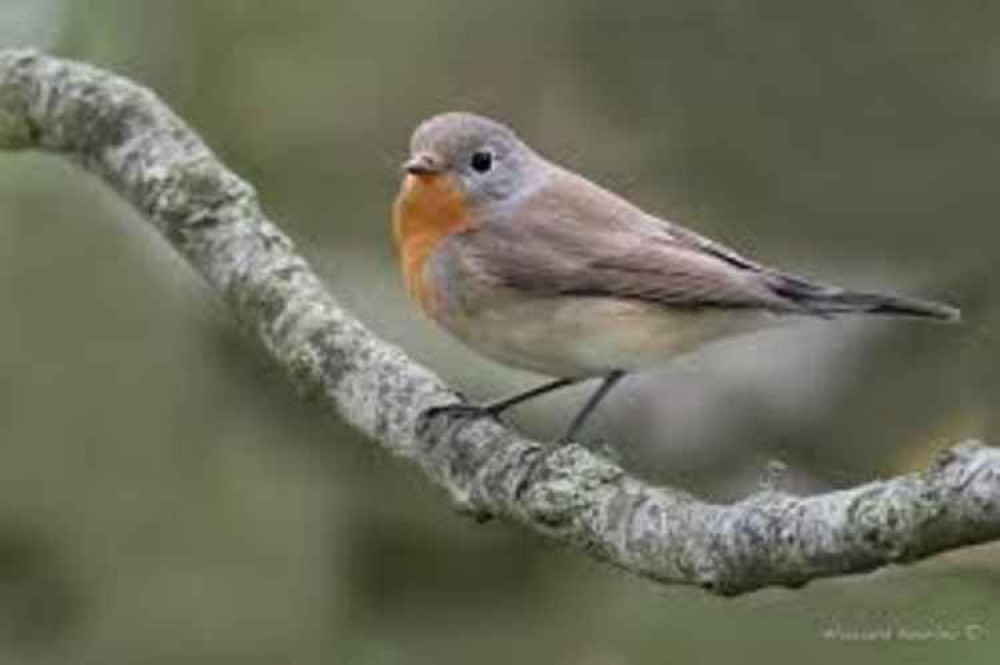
[581,484,663,566]
[622,491,664,559]
[74,89,141,160]
[0,51,41,148]
[0,105,37,148]
[519,445,624,534]
[717,499,789,579]
[845,479,945,563]
[284,336,337,405]
[151,157,257,231]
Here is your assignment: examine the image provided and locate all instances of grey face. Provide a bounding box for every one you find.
[407,112,540,207]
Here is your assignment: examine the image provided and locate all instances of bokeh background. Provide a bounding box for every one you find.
[1,1,998,663]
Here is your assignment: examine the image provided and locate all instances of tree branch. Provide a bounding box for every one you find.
[1,49,996,596]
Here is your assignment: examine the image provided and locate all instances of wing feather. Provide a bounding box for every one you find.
[442,167,802,313]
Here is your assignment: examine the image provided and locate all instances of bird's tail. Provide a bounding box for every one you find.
[768,273,961,322]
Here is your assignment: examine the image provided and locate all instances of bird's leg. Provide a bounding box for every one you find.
[555,371,626,445]
[422,377,582,425]
[482,377,581,414]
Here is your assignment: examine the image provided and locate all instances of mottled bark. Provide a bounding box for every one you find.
[1,49,996,596]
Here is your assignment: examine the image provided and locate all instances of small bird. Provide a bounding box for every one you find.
[393,112,960,444]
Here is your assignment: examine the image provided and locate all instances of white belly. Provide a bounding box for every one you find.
[436,295,781,377]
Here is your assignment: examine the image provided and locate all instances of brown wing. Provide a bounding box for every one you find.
[439,167,804,313]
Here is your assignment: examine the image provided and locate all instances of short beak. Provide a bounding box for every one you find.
[402,152,442,176]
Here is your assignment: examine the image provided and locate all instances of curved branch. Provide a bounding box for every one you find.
[1,49,996,596]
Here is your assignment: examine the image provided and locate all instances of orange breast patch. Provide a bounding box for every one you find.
[393,173,471,313]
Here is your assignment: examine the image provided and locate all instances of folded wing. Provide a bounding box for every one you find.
[438,166,958,321]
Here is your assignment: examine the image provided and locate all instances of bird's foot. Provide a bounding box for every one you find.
[418,402,505,436]
[424,402,502,421]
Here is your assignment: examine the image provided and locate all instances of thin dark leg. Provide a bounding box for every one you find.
[422,377,582,425]
[481,377,580,415]
[556,371,626,445]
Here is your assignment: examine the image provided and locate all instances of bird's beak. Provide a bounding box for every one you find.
[402,152,442,176]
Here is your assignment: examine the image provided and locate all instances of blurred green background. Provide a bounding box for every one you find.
[1,1,998,663]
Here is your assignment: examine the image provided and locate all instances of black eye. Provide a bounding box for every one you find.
[470,150,493,173]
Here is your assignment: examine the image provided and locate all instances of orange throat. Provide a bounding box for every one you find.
[392,173,470,312]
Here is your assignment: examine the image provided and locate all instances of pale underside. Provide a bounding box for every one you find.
[432,289,784,378]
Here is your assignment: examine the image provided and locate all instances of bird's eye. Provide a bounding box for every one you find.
[470,150,493,173]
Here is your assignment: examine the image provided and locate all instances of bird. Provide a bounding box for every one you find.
[392,112,960,444]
